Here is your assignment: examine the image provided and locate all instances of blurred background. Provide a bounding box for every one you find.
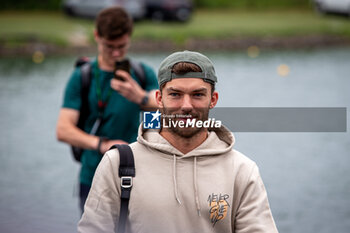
[1,0,350,233]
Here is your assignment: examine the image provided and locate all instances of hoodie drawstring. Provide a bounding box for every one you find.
[173,154,182,205]
[193,157,201,216]
[172,154,201,216]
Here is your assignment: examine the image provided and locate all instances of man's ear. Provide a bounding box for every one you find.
[209,91,218,109]
[155,90,163,108]
[93,29,99,42]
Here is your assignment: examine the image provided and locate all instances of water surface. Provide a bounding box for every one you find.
[0,48,349,233]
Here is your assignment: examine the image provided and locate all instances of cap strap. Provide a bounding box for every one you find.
[170,71,206,79]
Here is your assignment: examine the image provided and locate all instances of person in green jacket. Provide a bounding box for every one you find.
[56,6,158,213]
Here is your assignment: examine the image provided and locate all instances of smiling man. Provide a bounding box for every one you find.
[78,51,278,233]
[56,7,158,214]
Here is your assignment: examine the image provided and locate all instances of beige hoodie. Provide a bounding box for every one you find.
[78,125,278,233]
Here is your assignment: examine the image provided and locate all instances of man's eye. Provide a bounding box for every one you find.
[169,93,180,97]
[193,93,205,97]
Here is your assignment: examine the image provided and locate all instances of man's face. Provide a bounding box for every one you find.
[156,78,218,138]
[95,32,130,66]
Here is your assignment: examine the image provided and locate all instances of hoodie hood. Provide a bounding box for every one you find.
[137,124,235,157]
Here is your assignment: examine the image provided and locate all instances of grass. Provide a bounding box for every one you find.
[1,9,350,47]
[133,9,350,40]
[0,11,94,46]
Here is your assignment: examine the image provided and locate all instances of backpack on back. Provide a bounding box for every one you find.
[109,144,135,233]
[71,57,146,162]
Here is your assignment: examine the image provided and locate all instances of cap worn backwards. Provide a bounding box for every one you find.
[157,50,217,86]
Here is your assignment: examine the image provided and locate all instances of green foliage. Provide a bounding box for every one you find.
[0,0,62,11]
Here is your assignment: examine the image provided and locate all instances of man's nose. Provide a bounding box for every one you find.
[112,49,122,57]
[181,95,193,111]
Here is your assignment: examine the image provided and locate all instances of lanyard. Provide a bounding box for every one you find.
[94,60,113,113]
[89,61,113,135]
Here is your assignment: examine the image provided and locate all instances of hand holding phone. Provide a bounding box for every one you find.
[114,59,130,81]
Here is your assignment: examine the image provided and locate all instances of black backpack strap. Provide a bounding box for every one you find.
[130,60,146,89]
[71,62,92,162]
[109,144,135,233]
[75,56,90,67]
[78,62,92,128]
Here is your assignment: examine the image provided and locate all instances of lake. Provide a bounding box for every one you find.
[0,47,349,233]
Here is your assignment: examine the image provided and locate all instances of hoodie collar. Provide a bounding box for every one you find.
[137,124,235,157]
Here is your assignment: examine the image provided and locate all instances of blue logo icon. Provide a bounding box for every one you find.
[143,110,161,129]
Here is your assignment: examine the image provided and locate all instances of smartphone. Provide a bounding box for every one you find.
[114,59,130,81]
